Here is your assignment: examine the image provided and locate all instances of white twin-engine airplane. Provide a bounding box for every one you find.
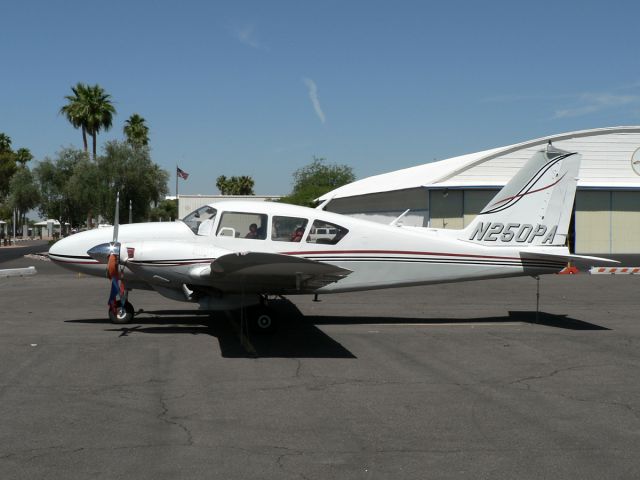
[49,145,612,331]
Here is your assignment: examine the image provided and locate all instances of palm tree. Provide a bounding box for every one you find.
[60,83,89,153]
[0,133,13,153]
[123,114,149,148]
[60,83,116,160]
[84,84,116,160]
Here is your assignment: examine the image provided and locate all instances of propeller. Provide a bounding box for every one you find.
[87,192,122,264]
[86,192,131,321]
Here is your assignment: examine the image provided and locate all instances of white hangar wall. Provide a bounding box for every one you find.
[324,127,640,254]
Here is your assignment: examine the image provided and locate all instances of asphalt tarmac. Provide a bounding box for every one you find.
[1,248,639,479]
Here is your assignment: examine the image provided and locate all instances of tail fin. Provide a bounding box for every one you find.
[461,145,580,246]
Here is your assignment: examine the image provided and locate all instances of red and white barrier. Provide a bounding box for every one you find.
[589,267,640,275]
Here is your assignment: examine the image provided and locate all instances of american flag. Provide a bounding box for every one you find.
[177,167,189,180]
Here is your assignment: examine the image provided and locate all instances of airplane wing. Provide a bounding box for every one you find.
[189,252,352,293]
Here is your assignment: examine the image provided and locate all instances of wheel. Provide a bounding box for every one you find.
[109,301,135,324]
[249,306,277,334]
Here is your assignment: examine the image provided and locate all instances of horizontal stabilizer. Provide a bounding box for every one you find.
[520,251,619,269]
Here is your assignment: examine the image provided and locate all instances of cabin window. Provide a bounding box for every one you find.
[182,206,217,236]
[272,216,309,242]
[307,220,349,244]
[216,211,268,239]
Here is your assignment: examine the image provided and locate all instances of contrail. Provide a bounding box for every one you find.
[303,78,326,124]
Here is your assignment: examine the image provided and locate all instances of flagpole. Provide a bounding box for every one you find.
[176,164,179,221]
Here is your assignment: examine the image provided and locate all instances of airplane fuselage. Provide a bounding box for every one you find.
[49,200,568,298]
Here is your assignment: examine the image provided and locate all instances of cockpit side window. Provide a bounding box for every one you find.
[306,220,349,244]
[182,206,217,235]
[272,216,309,242]
[216,211,268,239]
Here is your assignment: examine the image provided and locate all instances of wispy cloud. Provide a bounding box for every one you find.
[233,24,267,50]
[481,83,640,119]
[481,93,572,103]
[553,93,640,118]
[303,78,326,124]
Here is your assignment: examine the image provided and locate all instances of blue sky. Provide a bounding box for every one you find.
[2,0,640,195]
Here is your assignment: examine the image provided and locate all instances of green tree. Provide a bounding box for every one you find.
[65,154,101,226]
[0,133,33,199]
[60,83,116,160]
[149,199,178,221]
[279,157,355,207]
[123,113,150,148]
[14,148,33,165]
[34,148,88,225]
[7,166,40,229]
[216,175,255,195]
[97,141,169,223]
[0,150,17,199]
[0,133,12,153]
[86,84,116,160]
[60,83,89,153]
[34,143,169,227]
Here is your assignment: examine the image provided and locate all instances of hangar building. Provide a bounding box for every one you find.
[320,127,640,254]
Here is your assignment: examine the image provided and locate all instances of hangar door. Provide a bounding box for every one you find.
[463,190,497,227]
[429,190,463,229]
[575,191,610,253]
[429,189,497,229]
[611,192,640,253]
[575,191,640,254]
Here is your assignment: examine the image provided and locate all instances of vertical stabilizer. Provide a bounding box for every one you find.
[460,145,580,246]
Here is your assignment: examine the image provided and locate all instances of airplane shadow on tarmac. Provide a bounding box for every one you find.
[66,302,358,359]
[65,303,608,359]
[309,311,610,331]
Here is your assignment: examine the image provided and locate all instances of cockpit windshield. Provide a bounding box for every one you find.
[182,206,217,235]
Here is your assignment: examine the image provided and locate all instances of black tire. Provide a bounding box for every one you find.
[249,306,277,334]
[109,301,135,324]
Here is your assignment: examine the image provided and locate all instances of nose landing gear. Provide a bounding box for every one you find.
[109,300,135,324]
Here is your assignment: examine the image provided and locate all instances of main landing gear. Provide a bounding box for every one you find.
[246,304,277,334]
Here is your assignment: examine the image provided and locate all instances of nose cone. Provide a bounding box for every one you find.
[87,242,120,264]
[48,234,88,262]
[48,228,111,268]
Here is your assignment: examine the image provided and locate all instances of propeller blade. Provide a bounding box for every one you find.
[113,192,120,243]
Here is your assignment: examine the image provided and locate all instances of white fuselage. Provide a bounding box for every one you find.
[49,200,568,298]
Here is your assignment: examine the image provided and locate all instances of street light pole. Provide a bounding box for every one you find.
[129,200,132,224]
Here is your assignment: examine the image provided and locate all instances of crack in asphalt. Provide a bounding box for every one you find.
[508,364,610,390]
[504,363,640,423]
[158,395,194,447]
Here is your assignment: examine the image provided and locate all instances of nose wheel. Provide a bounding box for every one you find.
[109,301,135,324]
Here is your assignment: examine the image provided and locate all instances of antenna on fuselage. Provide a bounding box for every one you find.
[389,209,411,227]
[315,194,334,210]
